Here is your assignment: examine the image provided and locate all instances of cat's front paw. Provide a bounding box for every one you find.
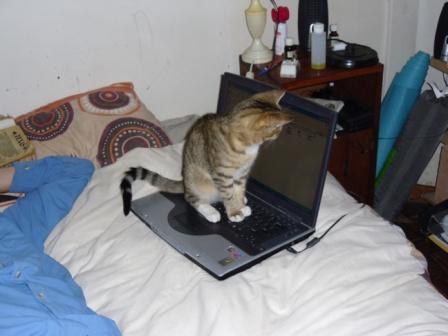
[229,212,245,222]
[241,205,251,217]
[197,204,221,223]
[228,205,252,222]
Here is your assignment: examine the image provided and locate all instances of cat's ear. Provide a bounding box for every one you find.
[254,111,293,130]
[253,90,285,108]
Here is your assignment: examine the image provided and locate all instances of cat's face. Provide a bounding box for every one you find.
[254,111,293,141]
[230,90,293,145]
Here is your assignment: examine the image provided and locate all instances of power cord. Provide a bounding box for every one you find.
[378,131,447,141]
[270,7,279,61]
[286,204,366,255]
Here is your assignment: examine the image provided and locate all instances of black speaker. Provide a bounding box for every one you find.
[434,2,448,60]
[298,0,328,52]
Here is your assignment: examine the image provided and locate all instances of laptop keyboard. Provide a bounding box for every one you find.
[163,192,311,256]
[214,196,309,255]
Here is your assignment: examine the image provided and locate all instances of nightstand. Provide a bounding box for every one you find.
[240,55,384,205]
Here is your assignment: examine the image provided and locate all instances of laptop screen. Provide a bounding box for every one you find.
[217,73,336,218]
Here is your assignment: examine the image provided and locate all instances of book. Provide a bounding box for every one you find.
[0,119,35,167]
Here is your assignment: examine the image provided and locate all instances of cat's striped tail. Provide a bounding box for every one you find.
[120,166,184,216]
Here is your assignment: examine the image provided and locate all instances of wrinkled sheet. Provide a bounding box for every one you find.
[45,144,448,336]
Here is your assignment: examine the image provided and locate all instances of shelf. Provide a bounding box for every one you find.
[240,55,384,91]
[431,57,448,74]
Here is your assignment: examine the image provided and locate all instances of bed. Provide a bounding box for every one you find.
[5,81,448,335]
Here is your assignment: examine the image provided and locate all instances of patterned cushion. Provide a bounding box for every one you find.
[15,83,171,167]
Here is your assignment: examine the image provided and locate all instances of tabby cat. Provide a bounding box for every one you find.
[120,89,292,223]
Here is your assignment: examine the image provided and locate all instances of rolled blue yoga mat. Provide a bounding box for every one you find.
[376,51,430,176]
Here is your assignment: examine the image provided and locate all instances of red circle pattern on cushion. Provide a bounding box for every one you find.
[79,89,140,115]
[16,103,74,141]
[96,117,172,167]
[89,91,130,110]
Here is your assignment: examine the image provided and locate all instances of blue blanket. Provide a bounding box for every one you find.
[0,157,121,335]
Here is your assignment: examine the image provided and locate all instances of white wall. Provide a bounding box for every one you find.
[382,0,420,92]
[0,0,387,120]
[0,0,249,118]
[329,0,388,63]
[4,0,440,184]
[0,0,264,118]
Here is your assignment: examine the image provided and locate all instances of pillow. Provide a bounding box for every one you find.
[15,82,172,167]
[159,114,199,143]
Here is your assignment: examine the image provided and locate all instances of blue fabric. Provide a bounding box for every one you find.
[0,157,121,335]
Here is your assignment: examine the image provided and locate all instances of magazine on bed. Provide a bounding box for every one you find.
[0,117,35,167]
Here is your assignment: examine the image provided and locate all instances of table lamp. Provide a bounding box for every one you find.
[242,0,273,64]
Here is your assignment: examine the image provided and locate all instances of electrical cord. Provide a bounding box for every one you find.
[271,20,279,62]
[270,2,280,65]
[377,131,447,141]
[286,204,366,255]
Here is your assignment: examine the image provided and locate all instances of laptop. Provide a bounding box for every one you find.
[131,72,337,280]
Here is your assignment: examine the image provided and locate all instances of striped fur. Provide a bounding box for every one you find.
[120,90,293,222]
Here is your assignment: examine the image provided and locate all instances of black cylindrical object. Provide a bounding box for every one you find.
[298,0,328,52]
[434,2,448,60]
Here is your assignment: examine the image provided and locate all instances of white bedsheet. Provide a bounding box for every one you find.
[45,144,448,336]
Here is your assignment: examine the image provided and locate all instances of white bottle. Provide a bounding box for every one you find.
[310,22,326,70]
[275,22,287,56]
